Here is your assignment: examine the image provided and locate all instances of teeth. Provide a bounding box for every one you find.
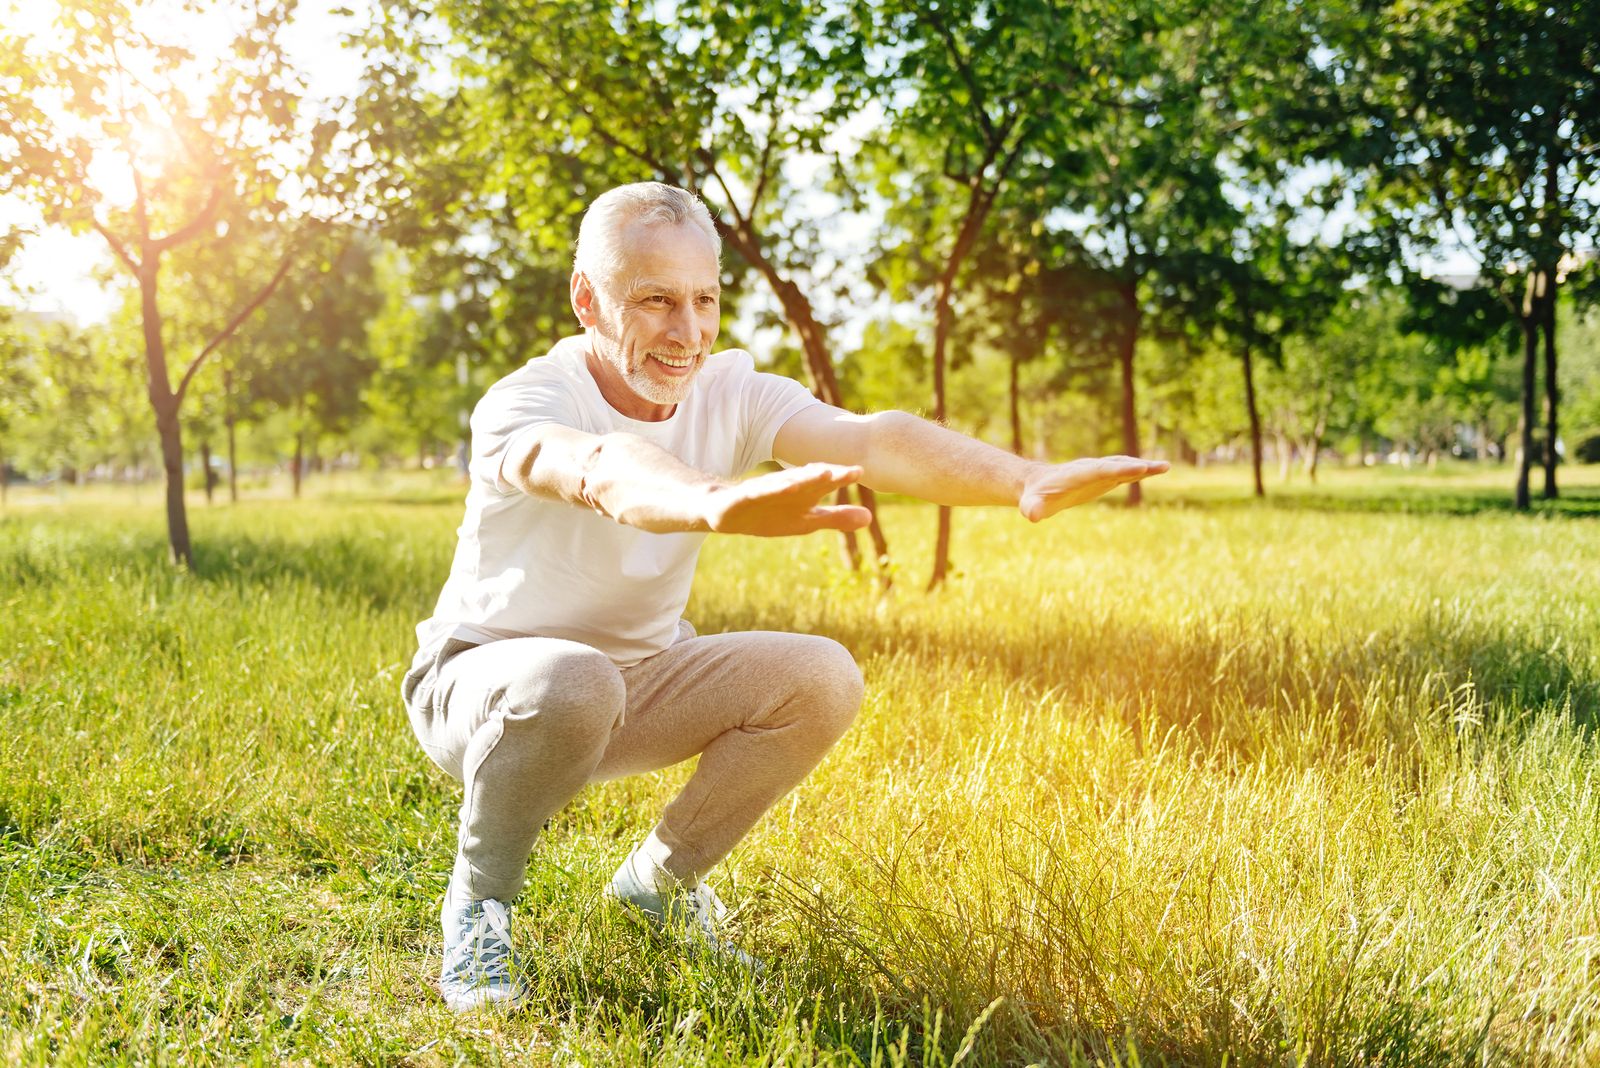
[652,354,693,367]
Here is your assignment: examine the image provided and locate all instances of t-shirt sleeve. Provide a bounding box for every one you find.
[468,371,584,495]
[731,352,823,475]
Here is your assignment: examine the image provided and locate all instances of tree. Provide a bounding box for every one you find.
[994,0,1290,509]
[248,229,383,496]
[2,311,150,485]
[1,0,344,564]
[862,0,1078,588]
[356,248,469,469]
[1306,0,1600,507]
[0,307,39,503]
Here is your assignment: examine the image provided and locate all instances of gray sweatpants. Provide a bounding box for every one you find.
[402,621,864,903]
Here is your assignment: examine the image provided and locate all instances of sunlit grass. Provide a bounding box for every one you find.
[1,472,1597,1064]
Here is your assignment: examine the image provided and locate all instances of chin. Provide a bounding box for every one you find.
[626,369,697,407]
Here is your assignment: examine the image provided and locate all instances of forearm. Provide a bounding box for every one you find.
[504,427,722,532]
[858,411,1041,506]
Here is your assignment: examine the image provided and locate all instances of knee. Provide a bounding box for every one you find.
[797,636,864,738]
[497,645,624,746]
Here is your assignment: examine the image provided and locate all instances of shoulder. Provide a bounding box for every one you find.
[697,349,809,395]
[473,338,590,427]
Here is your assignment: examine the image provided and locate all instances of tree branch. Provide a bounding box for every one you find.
[515,52,681,182]
[90,217,141,274]
[920,6,994,145]
[152,182,223,253]
[175,238,301,404]
[748,95,784,218]
[705,158,749,230]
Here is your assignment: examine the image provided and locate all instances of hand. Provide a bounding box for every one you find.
[704,463,872,537]
[1018,456,1171,521]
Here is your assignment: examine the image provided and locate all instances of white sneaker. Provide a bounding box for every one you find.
[438,895,528,1012]
[605,850,765,973]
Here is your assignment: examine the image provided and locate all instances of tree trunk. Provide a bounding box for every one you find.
[929,281,954,589]
[224,364,239,503]
[226,414,238,503]
[1276,430,1292,481]
[1304,413,1326,483]
[292,428,304,500]
[1514,313,1538,511]
[1241,340,1264,498]
[155,401,190,567]
[1009,349,1023,456]
[138,258,193,568]
[200,439,214,504]
[1,454,8,508]
[754,268,894,579]
[1541,269,1559,499]
[1118,281,1142,506]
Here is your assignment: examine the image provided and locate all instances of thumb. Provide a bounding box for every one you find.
[1019,492,1046,523]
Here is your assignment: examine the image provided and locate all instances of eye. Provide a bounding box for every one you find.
[644,294,671,306]
[697,294,718,307]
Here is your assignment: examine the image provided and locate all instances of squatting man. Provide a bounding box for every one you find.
[403,181,1169,1011]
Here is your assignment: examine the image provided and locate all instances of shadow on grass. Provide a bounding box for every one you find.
[188,533,440,613]
[706,600,1600,744]
[1151,483,1600,520]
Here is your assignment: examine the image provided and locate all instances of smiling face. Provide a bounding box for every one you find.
[573,219,722,421]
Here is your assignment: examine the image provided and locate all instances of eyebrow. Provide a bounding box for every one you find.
[628,278,720,297]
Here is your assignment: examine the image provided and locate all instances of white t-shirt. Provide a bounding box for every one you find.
[416,336,820,666]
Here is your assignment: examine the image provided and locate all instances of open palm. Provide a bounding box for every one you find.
[1018,457,1171,521]
[706,464,872,536]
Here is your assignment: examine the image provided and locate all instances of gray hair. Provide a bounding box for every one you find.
[573,182,721,291]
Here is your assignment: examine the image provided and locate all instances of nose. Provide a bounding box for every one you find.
[665,301,697,346]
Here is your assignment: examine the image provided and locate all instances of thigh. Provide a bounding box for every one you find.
[592,629,858,781]
[411,635,620,780]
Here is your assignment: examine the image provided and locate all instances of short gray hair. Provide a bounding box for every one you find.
[573,182,721,291]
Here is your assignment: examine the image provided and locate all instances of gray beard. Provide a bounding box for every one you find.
[623,361,696,406]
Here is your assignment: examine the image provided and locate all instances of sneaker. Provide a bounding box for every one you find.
[605,852,765,974]
[439,895,528,1012]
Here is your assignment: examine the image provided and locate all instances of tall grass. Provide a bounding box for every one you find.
[1,471,1597,1065]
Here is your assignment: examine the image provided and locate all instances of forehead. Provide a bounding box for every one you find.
[616,220,720,290]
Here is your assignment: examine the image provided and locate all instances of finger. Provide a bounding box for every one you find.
[803,504,872,531]
[783,464,864,501]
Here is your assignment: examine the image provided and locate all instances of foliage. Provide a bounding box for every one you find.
[0,311,148,479]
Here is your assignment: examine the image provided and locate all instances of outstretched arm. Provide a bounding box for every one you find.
[500,423,871,535]
[772,406,1169,521]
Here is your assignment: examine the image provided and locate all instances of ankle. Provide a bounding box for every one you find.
[631,829,699,890]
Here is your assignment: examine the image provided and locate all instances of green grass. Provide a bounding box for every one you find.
[1,466,1598,1065]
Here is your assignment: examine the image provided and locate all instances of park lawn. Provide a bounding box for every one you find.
[1,468,1598,1066]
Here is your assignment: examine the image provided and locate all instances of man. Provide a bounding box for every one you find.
[402,181,1167,1012]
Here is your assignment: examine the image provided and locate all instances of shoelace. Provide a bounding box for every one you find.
[685,884,729,941]
[452,899,514,982]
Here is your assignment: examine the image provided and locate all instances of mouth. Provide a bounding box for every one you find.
[647,352,699,374]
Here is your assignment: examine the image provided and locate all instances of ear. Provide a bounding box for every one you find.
[571,271,599,327]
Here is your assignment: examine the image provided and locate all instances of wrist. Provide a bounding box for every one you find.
[1013,460,1049,506]
[697,480,738,532]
